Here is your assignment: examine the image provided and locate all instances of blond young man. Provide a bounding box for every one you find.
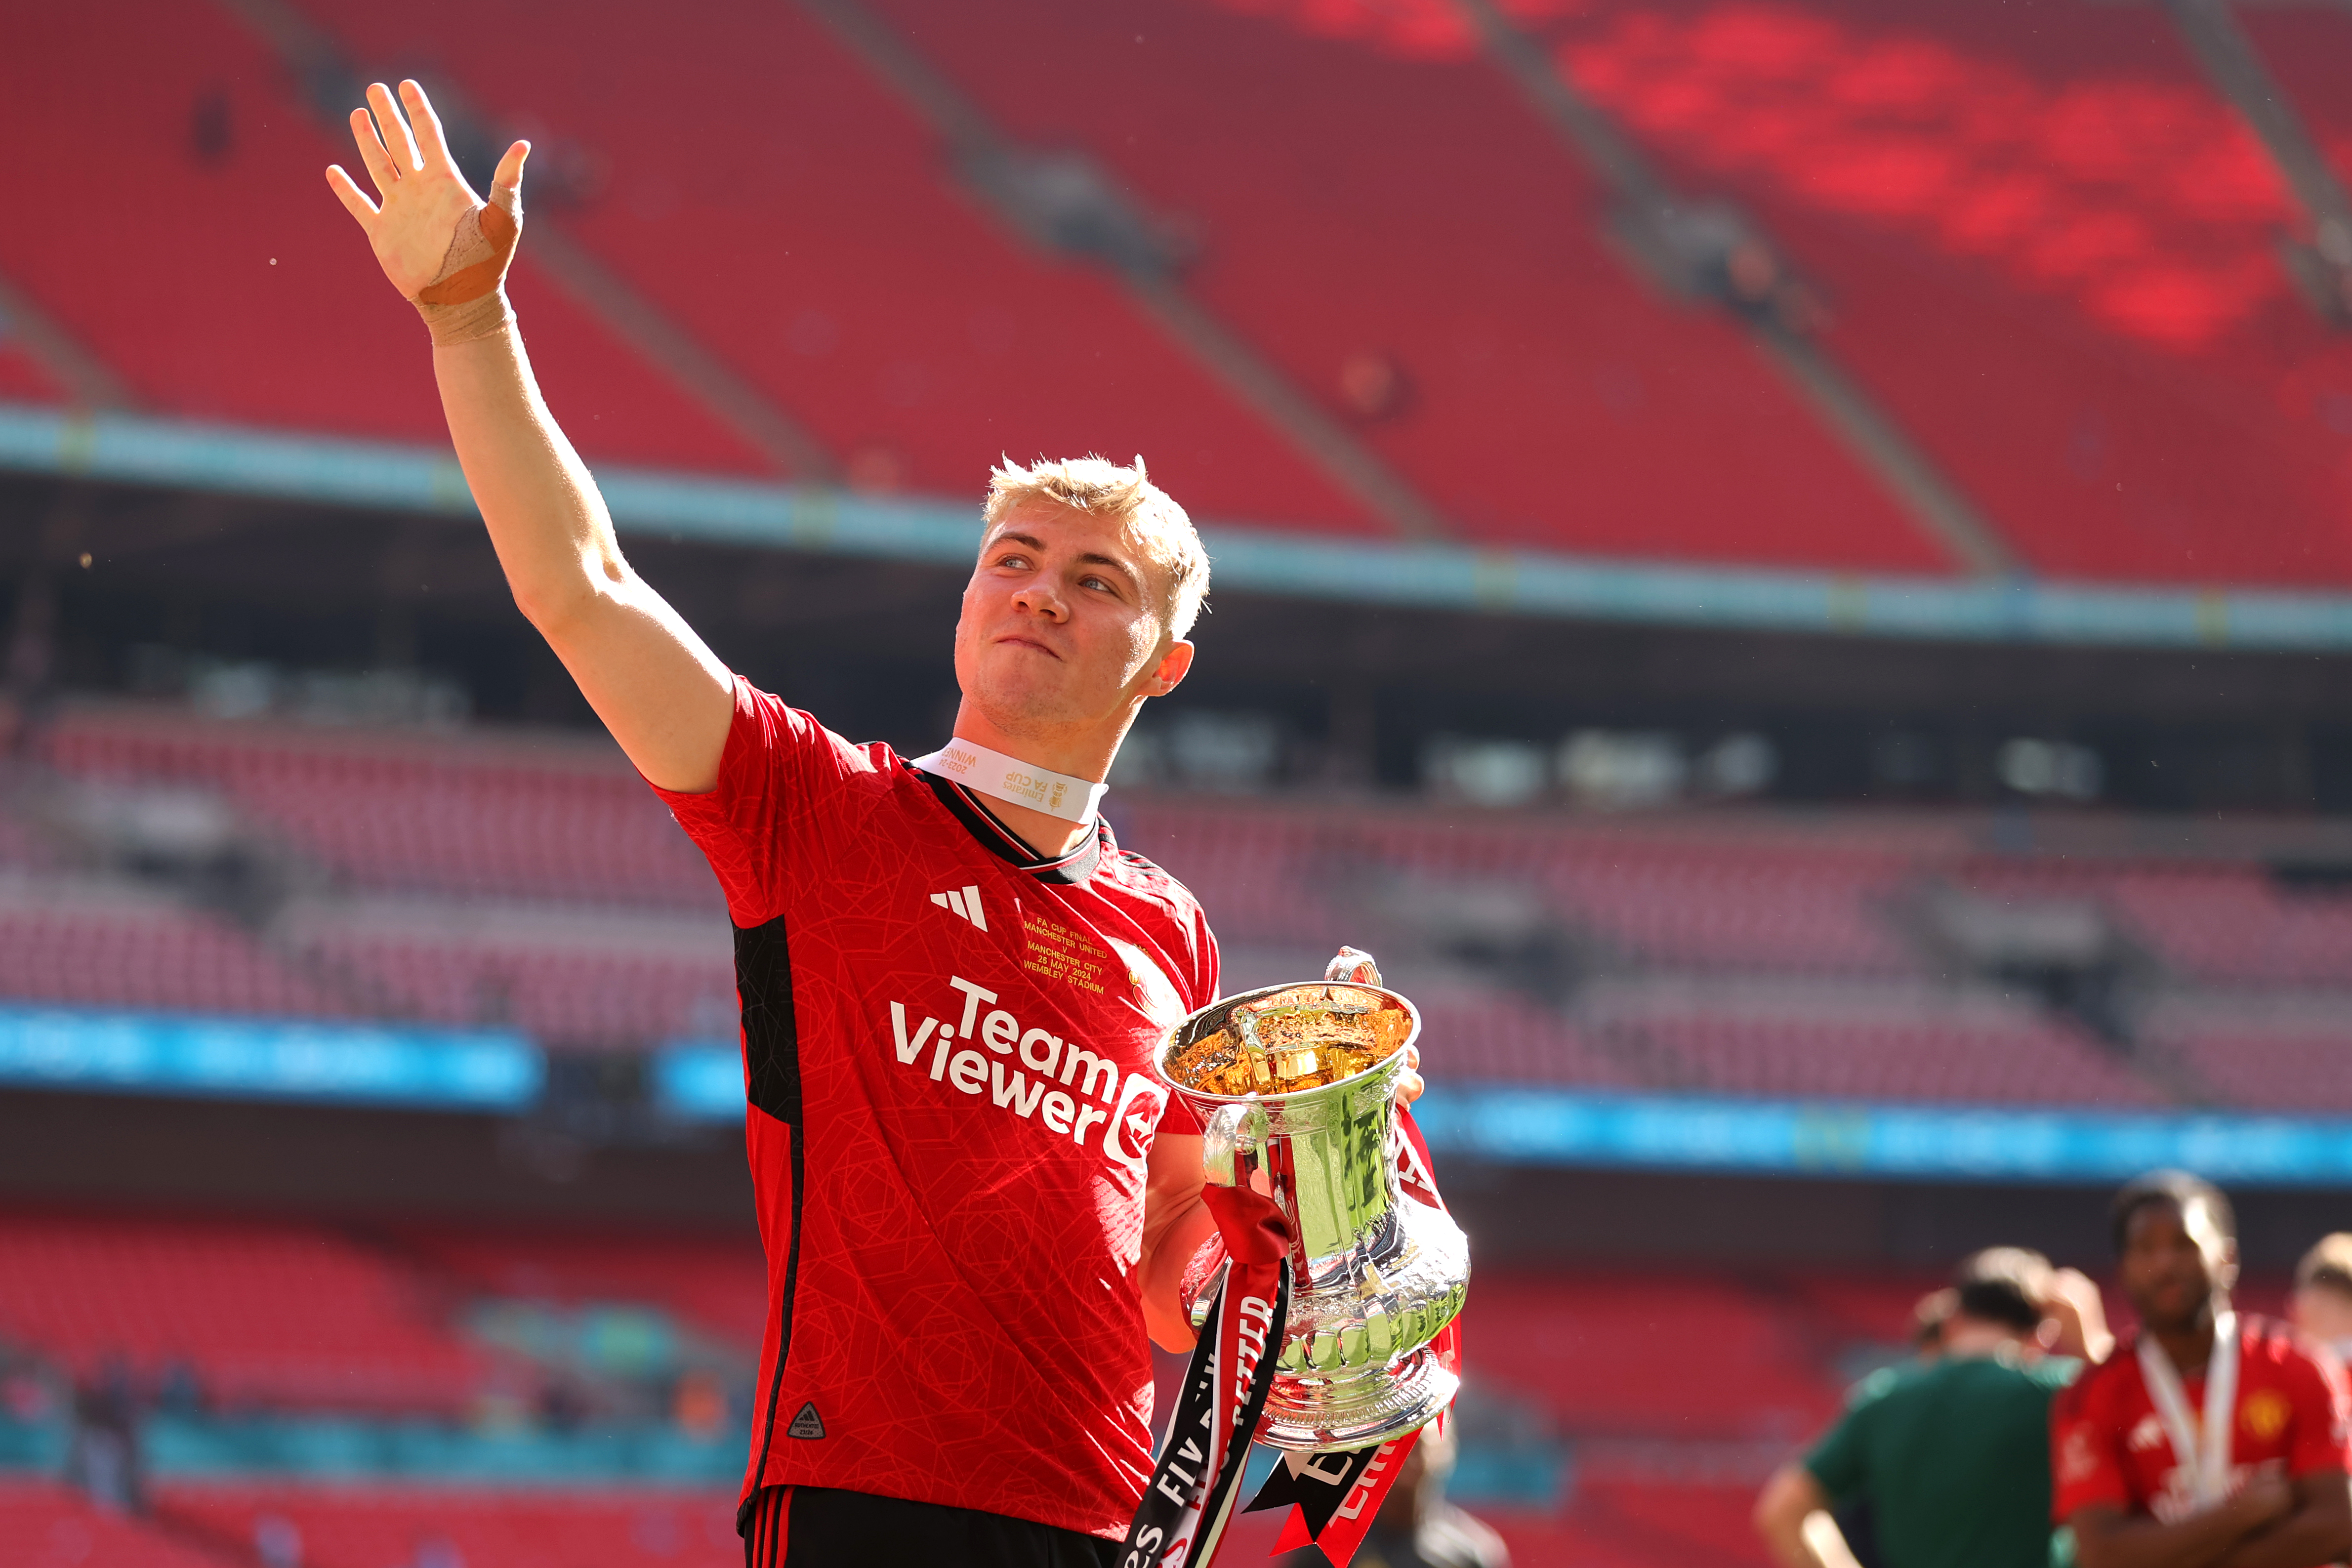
[325,80,1415,1568]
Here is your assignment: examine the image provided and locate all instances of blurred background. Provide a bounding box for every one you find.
[4,0,2352,1563]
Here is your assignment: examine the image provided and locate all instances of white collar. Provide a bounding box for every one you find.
[910,737,1107,825]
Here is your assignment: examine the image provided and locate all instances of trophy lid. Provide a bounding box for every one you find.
[1161,979,1418,1101]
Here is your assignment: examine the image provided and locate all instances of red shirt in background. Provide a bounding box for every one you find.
[2053,1314,2352,1525]
[652,677,1217,1539]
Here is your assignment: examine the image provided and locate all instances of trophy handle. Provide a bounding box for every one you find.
[1324,946,1382,986]
[1201,1099,1270,1190]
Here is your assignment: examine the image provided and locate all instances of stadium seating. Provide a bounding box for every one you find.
[1466,1271,1843,1442]
[1604,1000,2163,1106]
[857,0,1942,572]
[0,1214,487,1415]
[2160,1027,2352,1115]
[160,1484,741,1568]
[0,342,62,405]
[286,928,732,1049]
[390,1228,768,1352]
[0,1478,234,1568]
[38,705,721,911]
[294,0,1377,534]
[1417,995,1637,1089]
[6,0,2347,585]
[8,697,2351,1105]
[1195,0,2352,586]
[0,896,344,1020]
[0,1,767,474]
[1546,0,2352,586]
[2102,867,2352,986]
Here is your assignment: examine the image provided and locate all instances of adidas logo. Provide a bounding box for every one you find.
[929,884,988,931]
[786,1401,825,1440]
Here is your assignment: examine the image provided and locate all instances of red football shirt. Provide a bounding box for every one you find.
[652,678,1217,1539]
[2052,1314,2352,1525]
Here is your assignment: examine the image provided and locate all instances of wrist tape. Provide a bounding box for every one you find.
[413,184,520,347]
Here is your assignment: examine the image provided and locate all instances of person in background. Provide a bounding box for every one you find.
[2289,1236,2352,1367]
[64,1356,144,1515]
[1754,1247,2111,1568]
[1273,1421,1509,1568]
[1911,1288,1957,1363]
[2054,1171,2352,1568]
[1827,1285,1961,1568]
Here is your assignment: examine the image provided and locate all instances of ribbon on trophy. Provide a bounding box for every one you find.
[1240,1106,1464,1568]
[1121,1182,1295,1568]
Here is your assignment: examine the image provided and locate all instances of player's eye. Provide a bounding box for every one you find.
[1081,575,1117,594]
[995,552,1032,571]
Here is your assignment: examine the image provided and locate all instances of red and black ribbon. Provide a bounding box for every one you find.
[1121,1184,1291,1568]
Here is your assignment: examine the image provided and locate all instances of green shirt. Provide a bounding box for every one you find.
[1806,1352,2081,1568]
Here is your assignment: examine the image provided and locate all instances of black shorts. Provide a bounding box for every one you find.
[742,1485,1119,1568]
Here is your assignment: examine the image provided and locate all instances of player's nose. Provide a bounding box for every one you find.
[1010,580,1069,621]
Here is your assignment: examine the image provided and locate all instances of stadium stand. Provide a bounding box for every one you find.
[1545,0,2352,586]
[0,1,767,473]
[1468,1271,1842,1443]
[1196,0,2352,586]
[6,0,2346,583]
[161,1484,741,1568]
[19,698,2352,1107]
[1598,998,2163,1106]
[293,0,1379,532]
[283,922,730,1047]
[390,1227,768,1351]
[36,704,720,911]
[0,1477,235,1568]
[0,1214,487,1415]
[2102,867,2352,986]
[0,886,342,1020]
[857,0,1942,571]
[0,340,64,405]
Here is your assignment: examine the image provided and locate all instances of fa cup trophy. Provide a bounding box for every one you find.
[1159,949,1470,1453]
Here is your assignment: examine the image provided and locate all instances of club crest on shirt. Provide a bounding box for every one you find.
[1106,937,1187,1029]
[2127,1413,2167,1453]
[2241,1388,2292,1442]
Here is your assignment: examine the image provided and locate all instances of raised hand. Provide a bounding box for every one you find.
[326,81,529,343]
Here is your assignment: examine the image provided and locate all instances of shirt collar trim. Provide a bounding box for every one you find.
[910,763,1102,885]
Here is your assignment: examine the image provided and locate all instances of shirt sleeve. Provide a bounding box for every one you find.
[1804,1397,1874,1506]
[2282,1343,2352,1478]
[645,675,881,928]
[2051,1372,2132,1522]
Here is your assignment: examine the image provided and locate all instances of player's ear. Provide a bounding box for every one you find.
[1141,639,1194,698]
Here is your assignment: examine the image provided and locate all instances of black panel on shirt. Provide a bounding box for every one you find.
[734,915,801,1124]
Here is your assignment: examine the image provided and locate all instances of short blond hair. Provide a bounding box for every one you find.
[983,454,1210,639]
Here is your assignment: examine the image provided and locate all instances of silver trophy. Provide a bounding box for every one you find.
[1161,949,1469,1452]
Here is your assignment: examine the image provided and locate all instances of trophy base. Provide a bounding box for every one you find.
[1257,1342,1460,1453]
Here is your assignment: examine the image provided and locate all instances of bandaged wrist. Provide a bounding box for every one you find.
[413,186,521,347]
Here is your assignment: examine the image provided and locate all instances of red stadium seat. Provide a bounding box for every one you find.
[389,1227,769,1353]
[0,1214,488,1416]
[0,1479,236,1568]
[160,1484,742,1568]
[0,1,766,473]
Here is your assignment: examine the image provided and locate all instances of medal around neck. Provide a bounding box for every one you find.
[1160,949,1470,1452]
[2139,1310,2239,1512]
[911,738,1106,825]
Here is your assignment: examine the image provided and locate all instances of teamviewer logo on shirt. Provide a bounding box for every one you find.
[930,885,987,930]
